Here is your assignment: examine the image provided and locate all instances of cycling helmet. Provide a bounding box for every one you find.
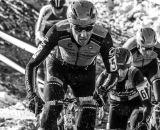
[136,27,157,48]
[67,0,97,26]
[49,0,65,9]
[115,47,133,69]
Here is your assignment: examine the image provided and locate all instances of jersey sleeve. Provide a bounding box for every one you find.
[96,69,118,91]
[100,32,116,73]
[35,6,47,37]
[25,25,58,97]
[133,69,151,101]
[96,70,108,88]
[132,69,145,86]
[154,42,160,60]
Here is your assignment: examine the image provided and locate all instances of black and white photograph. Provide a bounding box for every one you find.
[0,0,160,130]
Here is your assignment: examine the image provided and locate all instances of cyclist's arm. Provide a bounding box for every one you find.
[35,6,47,42]
[154,42,160,60]
[133,70,152,122]
[25,25,58,99]
[96,70,117,90]
[122,37,136,49]
[100,32,115,73]
[94,70,118,106]
[96,70,108,89]
[100,32,118,89]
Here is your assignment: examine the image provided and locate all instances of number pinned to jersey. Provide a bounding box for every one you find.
[109,47,116,57]
[109,55,117,72]
[136,78,150,101]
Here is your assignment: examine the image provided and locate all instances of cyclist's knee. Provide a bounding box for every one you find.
[39,81,64,129]
[39,104,62,129]
[44,81,65,101]
[77,96,97,130]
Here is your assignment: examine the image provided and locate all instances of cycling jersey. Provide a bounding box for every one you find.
[123,35,160,104]
[95,66,151,130]
[123,37,160,67]
[25,19,116,97]
[36,4,67,36]
[35,4,67,46]
[97,66,150,103]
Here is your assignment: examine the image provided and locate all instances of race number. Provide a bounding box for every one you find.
[109,56,117,72]
[136,78,150,101]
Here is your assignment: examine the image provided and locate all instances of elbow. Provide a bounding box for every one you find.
[25,62,36,76]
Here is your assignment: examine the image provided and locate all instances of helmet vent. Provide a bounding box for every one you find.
[73,8,78,17]
[56,0,58,7]
[142,36,145,44]
[90,8,93,17]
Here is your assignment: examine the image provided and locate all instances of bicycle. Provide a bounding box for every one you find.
[36,80,98,130]
[36,81,78,130]
[45,98,78,130]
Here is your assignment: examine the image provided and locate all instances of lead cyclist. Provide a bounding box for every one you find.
[25,0,118,130]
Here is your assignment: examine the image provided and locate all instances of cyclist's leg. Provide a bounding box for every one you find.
[129,108,143,130]
[70,64,97,130]
[108,104,130,130]
[38,55,65,130]
[76,98,97,130]
[38,80,65,130]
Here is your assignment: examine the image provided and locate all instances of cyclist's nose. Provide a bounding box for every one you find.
[80,30,87,38]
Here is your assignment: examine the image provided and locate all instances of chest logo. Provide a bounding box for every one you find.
[88,46,93,49]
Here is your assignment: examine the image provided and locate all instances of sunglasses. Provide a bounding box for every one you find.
[141,46,154,51]
[73,25,94,32]
[54,6,63,9]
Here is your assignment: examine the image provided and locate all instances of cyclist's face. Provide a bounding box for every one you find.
[118,67,128,81]
[71,24,93,46]
[139,44,154,56]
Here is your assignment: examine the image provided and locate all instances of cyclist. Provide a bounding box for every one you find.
[25,0,118,130]
[35,0,67,80]
[123,27,160,107]
[35,0,67,46]
[94,47,152,130]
